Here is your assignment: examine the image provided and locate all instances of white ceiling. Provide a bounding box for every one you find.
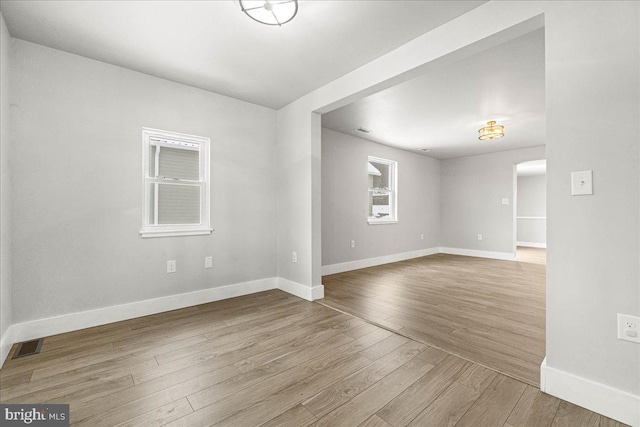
[0,0,485,110]
[517,159,546,177]
[322,28,546,159]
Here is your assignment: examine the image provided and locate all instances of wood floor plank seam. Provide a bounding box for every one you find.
[0,288,620,427]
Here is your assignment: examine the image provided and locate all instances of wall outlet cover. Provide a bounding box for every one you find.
[167,260,176,274]
[617,313,640,344]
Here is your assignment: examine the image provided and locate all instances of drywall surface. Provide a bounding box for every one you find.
[440,146,545,254]
[544,1,639,396]
[517,174,546,244]
[10,39,277,323]
[321,128,439,266]
[0,13,12,339]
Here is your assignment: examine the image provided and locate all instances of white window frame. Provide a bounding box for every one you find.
[367,156,398,225]
[140,127,212,238]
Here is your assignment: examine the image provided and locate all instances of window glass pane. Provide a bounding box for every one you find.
[369,193,390,219]
[149,183,156,224]
[157,146,200,181]
[369,162,390,190]
[157,184,200,224]
[149,145,157,178]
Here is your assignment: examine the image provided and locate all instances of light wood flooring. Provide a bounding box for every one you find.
[0,289,625,426]
[322,253,546,387]
[516,246,547,265]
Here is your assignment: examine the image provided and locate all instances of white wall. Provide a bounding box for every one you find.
[276,2,639,422]
[544,0,639,400]
[440,146,545,255]
[0,13,12,342]
[517,174,546,245]
[9,39,277,324]
[321,128,439,267]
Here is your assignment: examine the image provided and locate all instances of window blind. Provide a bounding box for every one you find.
[156,184,201,225]
[153,146,200,181]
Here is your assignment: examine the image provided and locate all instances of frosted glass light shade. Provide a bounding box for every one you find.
[478,121,505,140]
[239,0,298,26]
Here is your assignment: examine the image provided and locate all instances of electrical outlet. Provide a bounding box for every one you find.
[477,234,483,241]
[292,252,297,263]
[618,313,640,344]
[420,234,424,240]
[502,198,510,205]
[204,256,213,269]
[167,260,176,274]
[350,240,355,248]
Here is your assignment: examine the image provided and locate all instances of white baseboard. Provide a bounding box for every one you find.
[0,276,327,368]
[517,241,547,248]
[439,247,516,261]
[277,277,324,301]
[322,247,440,276]
[541,357,640,427]
[0,326,15,368]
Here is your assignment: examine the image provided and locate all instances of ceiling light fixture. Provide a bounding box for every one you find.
[239,0,298,26]
[478,121,505,140]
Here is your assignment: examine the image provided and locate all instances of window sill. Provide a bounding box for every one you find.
[367,220,398,225]
[140,228,213,238]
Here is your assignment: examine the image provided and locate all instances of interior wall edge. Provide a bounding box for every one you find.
[322,247,440,276]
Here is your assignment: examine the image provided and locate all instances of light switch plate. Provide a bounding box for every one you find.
[571,170,593,195]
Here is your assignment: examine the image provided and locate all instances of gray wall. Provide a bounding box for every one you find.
[545,1,639,395]
[9,39,277,323]
[440,146,545,254]
[0,13,12,339]
[321,128,440,266]
[516,174,546,244]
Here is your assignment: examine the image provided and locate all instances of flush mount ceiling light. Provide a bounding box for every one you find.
[239,0,298,26]
[478,121,505,141]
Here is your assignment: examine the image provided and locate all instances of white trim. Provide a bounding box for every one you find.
[141,127,211,238]
[140,228,213,238]
[0,277,278,368]
[276,277,324,301]
[517,216,547,220]
[541,357,640,427]
[322,247,440,276]
[0,276,328,368]
[367,220,399,225]
[517,241,547,248]
[0,326,15,368]
[438,247,516,261]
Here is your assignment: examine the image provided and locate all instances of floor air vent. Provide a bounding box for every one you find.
[12,338,44,359]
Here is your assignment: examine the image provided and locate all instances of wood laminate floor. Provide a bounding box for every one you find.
[516,247,547,265]
[321,253,546,387]
[0,289,624,426]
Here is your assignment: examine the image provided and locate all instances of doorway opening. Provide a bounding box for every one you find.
[515,159,547,265]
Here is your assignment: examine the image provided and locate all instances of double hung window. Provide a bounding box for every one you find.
[141,128,211,237]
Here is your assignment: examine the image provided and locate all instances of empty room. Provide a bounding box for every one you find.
[0,1,638,427]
